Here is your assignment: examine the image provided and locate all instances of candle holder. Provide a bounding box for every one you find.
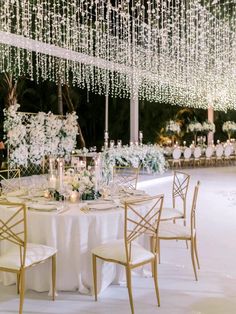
[57,157,65,191]
[117,139,122,148]
[49,156,56,176]
[110,140,115,148]
[139,130,143,145]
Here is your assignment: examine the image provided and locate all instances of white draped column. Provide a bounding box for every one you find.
[130,91,139,142]
[208,106,214,144]
[130,70,139,142]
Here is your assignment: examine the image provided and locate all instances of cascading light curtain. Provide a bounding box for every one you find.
[0,0,235,110]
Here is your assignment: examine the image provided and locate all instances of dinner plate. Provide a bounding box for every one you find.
[6,196,23,203]
[88,203,117,210]
[27,202,58,212]
[5,189,28,197]
[122,188,146,196]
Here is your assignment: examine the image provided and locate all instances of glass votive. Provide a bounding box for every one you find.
[70,191,78,203]
[44,190,50,198]
[110,140,115,148]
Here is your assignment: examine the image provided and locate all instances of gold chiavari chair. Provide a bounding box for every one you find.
[0,169,21,194]
[161,170,190,223]
[113,166,140,190]
[92,195,164,314]
[158,181,200,280]
[0,202,57,314]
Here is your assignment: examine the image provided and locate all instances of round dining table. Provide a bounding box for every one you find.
[0,202,127,294]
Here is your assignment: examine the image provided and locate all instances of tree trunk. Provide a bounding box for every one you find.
[62,85,86,148]
[3,73,18,109]
[57,79,63,115]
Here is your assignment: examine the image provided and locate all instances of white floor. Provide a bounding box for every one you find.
[1,166,236,314]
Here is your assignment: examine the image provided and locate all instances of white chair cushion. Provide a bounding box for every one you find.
[159,222,192,239]
[183,148,192,159]
[0,243,57,270]
[172,148,181,160]
[91,239,154,265]
[161,207,183,220]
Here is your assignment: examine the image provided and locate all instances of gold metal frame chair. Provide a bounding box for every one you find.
[158,181,200,280]
[161,170,190,222]
[0,202,57,314]
[113,166,140,189]
[92,195,164,314]
[0,169,21,194]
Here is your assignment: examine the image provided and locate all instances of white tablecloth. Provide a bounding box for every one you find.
[0,203,127,294]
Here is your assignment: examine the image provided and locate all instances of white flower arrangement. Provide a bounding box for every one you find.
[222,121,236,133]
[101,144,167,182]
[4,105,78,168]
[166,120,181,134]
[65,168,96,195]
[202,121,215,133]
[188,121,203,133]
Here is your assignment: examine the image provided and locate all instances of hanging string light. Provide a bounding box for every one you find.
[0,0,235,110]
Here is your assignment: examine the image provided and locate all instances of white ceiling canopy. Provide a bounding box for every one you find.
[0,0,235,110]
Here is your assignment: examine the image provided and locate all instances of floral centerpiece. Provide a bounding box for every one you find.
[165,120,181,135]
[101,144,167,182]
[222,121,236,139]
[187,121,203,133]
[202,121,215,133]
[65,168,98,200]
[187,121,203,144]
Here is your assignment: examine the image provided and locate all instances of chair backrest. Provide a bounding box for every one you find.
[193,147,201,158]
[0,169,21,194]
[190,181,200,236]
[172,148,181,160]
[224,144,232,157]
[113,166,140,189]
[172,171,190,216]
[183,147,192,159]
[216,144,223,157]
[124,195,164,263]
[205,146,213,158]
[0,202,27,268]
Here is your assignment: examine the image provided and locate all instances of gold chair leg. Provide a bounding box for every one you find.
[126,266,134,314]
[17,272,20,294]
[157,238,161,264]
[184,220,189,249]
[92,254,98,301]
[52,254,56,301]
[150,237,154,276]
[19,268,25,314]
[190,240,198,281]
[153,256,160,307]
[194,236,200,269]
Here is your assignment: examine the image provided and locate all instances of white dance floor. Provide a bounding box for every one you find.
[1,166,236,314]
